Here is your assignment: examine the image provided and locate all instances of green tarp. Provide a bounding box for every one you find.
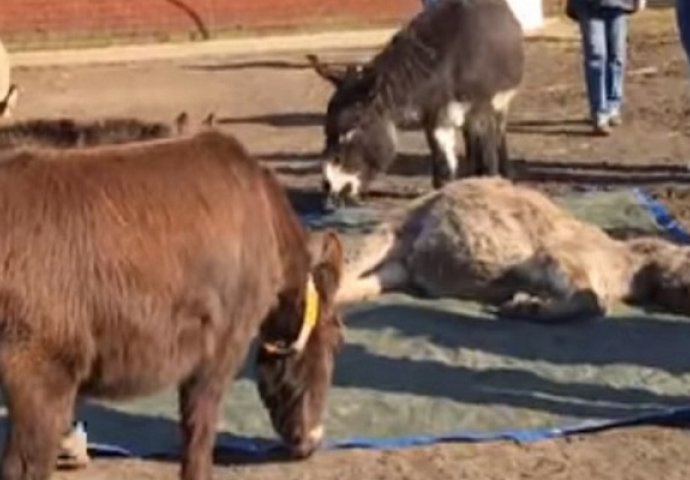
[3,189,688,456]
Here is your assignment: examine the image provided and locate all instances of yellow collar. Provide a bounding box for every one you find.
[261,274,320,355]
[303,274,319,329]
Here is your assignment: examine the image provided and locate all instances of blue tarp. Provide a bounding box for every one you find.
[84,188,690,460]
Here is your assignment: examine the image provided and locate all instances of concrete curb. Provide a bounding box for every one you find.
[10,17,566,69]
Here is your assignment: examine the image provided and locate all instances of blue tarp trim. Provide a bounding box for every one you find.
[632,188,690,245]
[84,187,690,460]
[85,405,690,460]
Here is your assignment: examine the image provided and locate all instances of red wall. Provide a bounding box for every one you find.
[0,0,420,49]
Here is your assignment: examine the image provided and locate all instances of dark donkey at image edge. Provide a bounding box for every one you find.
[0,130,345,480]
[309,0,524,205]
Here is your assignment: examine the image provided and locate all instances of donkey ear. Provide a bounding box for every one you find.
[311,230,344,303]
[0,84,18,119]
[306,54,350,87]
[175,111,189,135]
[202,112,216,128]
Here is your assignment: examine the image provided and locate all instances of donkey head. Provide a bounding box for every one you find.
[308,54,397,207]
[256,230,345,458]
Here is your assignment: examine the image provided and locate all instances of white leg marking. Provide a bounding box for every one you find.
[323,161,361,197]
[309,424,325,444]
[491,89,517,115]
[446,101,470,128]
[433,125,458,177]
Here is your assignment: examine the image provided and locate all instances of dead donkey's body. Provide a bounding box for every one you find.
[339,177,690,322]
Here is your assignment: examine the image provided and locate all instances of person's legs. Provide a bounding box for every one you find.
[677,0,690,65]
[579,12,610,134]
[604,9,627,125]
[421,0,441,8]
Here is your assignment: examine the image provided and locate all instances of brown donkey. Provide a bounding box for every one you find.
[0,130,344,480]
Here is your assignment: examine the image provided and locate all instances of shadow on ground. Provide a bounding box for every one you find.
[0,302,687,466]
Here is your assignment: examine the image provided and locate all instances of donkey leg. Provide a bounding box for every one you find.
[424,115,458,189]
[463,107,503,177]
[178,331,255,480]
[1,355,78,480]
[461,122,478,176]
[495,109,513,179]
[491,88,516,179]
[336,260,408,304]
[499,290,604,323]
[497,251,606,323]
[485,108,503,176]
[179,369,229,480]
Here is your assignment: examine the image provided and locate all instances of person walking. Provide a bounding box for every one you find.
[677,0,690,64]
[567,0,646,136]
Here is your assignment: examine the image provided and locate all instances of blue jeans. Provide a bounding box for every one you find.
[421,0,440,8]
[579,8,627,123]
[677,0,690,65]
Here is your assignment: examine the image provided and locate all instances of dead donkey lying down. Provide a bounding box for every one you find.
[337,177,690,323]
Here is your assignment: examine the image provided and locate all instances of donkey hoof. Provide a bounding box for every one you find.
[432,175,451,190]
[498,292,547,319]
[57,424,90,470]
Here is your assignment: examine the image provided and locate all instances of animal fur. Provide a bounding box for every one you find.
[310,0,523,203]
[0,117,173,151]
[337,177,690,322]
[0,110,217,154]
[0,130,344,480]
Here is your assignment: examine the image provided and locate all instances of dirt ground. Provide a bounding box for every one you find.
[51,425,690,480]
[8,5,690,480]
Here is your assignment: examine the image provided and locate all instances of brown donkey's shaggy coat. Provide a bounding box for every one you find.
[0,130,344,480]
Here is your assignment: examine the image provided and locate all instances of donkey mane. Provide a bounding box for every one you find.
[363,0,510,118]
[0,117,173,151]
[367,26,437,117]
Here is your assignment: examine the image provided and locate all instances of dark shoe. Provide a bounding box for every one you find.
[593,120,612,136]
